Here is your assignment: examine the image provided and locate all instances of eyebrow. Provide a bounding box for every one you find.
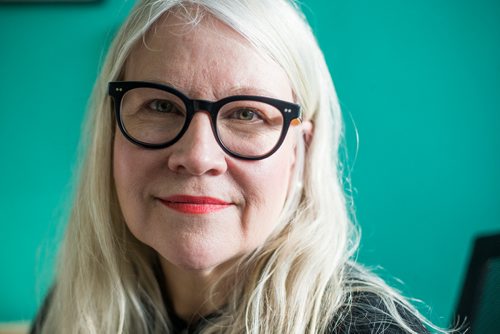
[129,78,285,101]
[227,86,283,99]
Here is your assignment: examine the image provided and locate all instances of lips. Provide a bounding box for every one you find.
[157,195,231,214]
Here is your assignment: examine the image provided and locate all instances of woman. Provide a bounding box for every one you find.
[32,0,454,333]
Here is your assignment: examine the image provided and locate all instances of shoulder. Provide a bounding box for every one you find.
[327,291,430,334]
[29,288,54,334]
[326,264,431,334]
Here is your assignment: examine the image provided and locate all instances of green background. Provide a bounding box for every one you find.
[1,0,499,328]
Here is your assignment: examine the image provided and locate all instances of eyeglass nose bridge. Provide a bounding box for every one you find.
[192,99,216,114]
[184,99,220,147]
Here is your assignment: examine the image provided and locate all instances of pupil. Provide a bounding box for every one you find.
[159,101,171,112]
[240,109,253,120]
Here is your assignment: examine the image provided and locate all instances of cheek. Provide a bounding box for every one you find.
[114,134,142,197]
[113,134,155,237]
[234,136,297,247]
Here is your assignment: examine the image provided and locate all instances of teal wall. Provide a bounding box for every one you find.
[1,0,499,327]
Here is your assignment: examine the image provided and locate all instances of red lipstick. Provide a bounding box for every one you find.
[158,195,231,214]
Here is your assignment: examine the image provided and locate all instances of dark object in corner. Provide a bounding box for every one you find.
[454,233,500,334]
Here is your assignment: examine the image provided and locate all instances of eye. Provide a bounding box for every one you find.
[229,108,263,121]
[147,99,181,114]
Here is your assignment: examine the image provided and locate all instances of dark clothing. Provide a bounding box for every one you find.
[165,292,430,334]
[29,288,51,334]
[327,292,430,334]
[31,290,430,333]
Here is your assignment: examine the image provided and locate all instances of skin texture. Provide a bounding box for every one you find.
[113,11,309,320]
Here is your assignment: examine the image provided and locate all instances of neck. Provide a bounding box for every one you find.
[159,257,234,322]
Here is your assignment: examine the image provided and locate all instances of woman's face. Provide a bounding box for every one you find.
[113,13,301,272]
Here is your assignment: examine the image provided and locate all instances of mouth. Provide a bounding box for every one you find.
[157,195,232,214]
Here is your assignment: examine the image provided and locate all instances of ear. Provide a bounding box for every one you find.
[290,120,313,168]
[301,120,313,147]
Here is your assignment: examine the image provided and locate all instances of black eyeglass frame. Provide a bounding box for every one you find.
[108,81,302,160]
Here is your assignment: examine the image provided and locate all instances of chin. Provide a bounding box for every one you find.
[157,241,240,273]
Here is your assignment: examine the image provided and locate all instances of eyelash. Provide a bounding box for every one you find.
[145,99,185,116]
[226,108,263,121]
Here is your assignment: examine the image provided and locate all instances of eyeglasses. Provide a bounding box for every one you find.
[108,81,302,160]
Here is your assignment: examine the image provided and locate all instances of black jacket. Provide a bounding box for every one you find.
[30,290,430,333]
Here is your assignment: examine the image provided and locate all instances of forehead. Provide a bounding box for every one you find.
[124,9,293,101]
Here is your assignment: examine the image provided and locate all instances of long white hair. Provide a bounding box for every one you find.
[39,1,453,333]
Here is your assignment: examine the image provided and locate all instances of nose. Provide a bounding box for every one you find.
[167,112,228,176]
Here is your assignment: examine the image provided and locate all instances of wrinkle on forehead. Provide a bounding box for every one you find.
[123,6,293,102]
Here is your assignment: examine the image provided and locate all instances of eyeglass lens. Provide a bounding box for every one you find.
[120,87,284,157]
